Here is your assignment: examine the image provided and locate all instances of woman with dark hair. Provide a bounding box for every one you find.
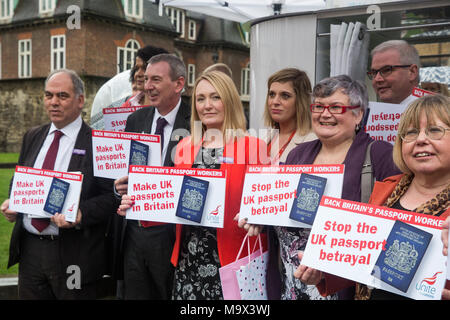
[121,45,169,108]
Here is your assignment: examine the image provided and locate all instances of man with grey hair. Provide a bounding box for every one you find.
[368,40,420,105]
[114,53,191,299]
[0,69,117,299]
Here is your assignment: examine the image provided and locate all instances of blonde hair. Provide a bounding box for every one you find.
[393,94,450,174]
[191,71,247,144]
[263,68,312,135]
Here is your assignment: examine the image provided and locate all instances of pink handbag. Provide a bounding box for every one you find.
[219,234,268,300]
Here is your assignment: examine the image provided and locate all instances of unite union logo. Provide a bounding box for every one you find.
[206,205,221,224]
[415,272,443,298]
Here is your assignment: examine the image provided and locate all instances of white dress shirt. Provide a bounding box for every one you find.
[23,116,82,235]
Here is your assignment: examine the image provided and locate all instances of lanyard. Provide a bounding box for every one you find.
[267,130,296,161]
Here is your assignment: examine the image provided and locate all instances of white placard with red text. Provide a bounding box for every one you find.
[92,130,161,179]
[301,196,447,300]
[126,166,226,228]
[238,165,344,228]
[102,106,145,132]
[9,166,83,222]
[365,88,434,145]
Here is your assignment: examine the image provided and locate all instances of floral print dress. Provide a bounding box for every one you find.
[173,147,224,300]
[274,226,338,300]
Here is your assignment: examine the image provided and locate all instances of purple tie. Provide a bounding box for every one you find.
[31,130,63,232]
[139,118,167,228]
[154,117,168,153]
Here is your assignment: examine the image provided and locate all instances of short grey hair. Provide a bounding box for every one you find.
[147,53,186,81]
[45,68,85,97]
[371,40,420,84]
[312,74,368,115]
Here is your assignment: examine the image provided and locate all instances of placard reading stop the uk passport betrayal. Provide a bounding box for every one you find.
[301,196,446,300]
[239,165,344,228]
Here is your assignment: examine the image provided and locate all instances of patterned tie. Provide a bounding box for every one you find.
[154,117,168,153]
[140,118,167,228]
[31,130,63,232]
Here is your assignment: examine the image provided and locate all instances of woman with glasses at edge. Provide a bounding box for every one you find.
[295,94,450,300]
[239,74,401,300]
[262,68,317,164]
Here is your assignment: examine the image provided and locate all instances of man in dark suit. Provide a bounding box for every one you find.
[114,53,190,299]
[1,69,117,299]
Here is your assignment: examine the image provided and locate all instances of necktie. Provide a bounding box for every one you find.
[154,117,168,153]
[140,118,167,228]
[32,130,63,232]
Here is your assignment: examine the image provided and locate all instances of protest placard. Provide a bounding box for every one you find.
[9,166,83,222]
[102,106,145,132]
[126,166,226,228]
[364,88,434,145]
[301,196,447,300]
[92,130,161,179]
[238,165,344,228]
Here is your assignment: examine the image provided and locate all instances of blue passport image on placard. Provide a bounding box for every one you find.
[175,175,209,223]
[289,173,327,225]
[371,220,433,293]
[129,140,149,166]
[43,177,70,215]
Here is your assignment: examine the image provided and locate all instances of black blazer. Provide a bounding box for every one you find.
[8,121,118,284]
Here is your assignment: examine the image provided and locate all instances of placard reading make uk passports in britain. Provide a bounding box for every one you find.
[126,165,226,228]
[9,166,83,222]
[92,130,161,179]
[239,165,344,228]
[301,196,447,300]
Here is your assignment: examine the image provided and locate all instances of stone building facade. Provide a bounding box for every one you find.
[0,0,250,152]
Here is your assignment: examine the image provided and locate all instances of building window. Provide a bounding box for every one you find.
[18,39,32,78]
[0,0,13,20]
[241,65,250,97]
[188,20,196,40]
[166,7,185,38]
[124,0,143,19]
[117,39,140,73]
[51,35,65,71]
[188,64,195,86]
[39,0,56,14]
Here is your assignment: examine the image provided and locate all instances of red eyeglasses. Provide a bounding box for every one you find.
[310,104,360,114]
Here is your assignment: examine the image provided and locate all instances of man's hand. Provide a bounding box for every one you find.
[114,175,129,196]
[51,209,82,228]
[117,195,134,217]
[1,199,18,223]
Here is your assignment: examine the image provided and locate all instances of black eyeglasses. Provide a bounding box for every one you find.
[401,126,450,142]
[367,65,412,80]
[310,104,360,114]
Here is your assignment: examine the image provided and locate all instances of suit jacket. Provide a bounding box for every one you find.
[110,100,191,279]
[8,121,117,285]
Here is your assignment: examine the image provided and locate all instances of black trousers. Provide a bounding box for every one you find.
[123,222,175,300]
[18,231,98,300]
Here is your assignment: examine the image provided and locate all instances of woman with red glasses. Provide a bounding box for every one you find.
[240,75,400,300]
